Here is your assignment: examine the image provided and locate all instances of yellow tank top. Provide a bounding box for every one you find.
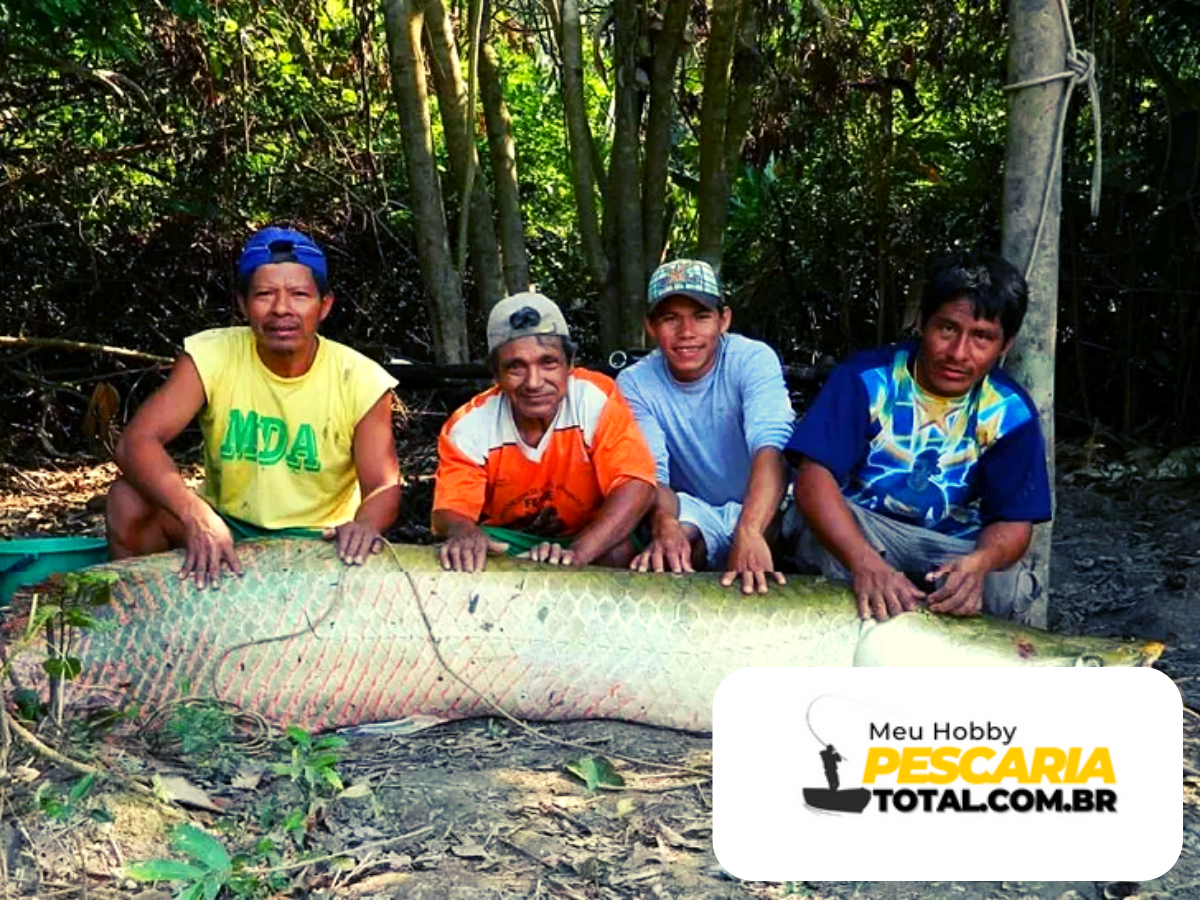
[185,327,397,529]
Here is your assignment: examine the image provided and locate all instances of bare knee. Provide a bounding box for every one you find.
[593,538,639,569]
[106,478,178,559]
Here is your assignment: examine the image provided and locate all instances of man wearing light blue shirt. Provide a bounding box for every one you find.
[617,259,796,593]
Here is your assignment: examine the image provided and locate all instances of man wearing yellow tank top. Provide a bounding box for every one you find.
[106,227,401,588]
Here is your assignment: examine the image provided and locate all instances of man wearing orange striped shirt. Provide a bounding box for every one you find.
[432,293,657,572]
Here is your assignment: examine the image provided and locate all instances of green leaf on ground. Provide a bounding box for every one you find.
[68,773,95,804]
[42,657,82,680]
[125,859,206,882]
[320,767,344,792]
[171,823,231,874]
[308,751,340,770]
[284,725,311,748]
[565,755,625,791]
[282,809,306,833]
[12,688,43,720]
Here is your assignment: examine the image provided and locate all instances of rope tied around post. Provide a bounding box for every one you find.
[1002,0,1102,279]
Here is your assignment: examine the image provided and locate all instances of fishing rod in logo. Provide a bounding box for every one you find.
[802,694,874,814]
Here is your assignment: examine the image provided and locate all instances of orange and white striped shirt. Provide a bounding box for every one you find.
[433,369,656,537]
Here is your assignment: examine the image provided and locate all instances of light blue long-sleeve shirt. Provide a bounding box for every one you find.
[616,334,796,507]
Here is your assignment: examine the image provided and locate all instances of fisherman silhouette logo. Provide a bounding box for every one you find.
[713,668,1180,880]
[801,697,871,813]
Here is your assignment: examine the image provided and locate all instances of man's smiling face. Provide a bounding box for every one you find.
[645,295,732,383]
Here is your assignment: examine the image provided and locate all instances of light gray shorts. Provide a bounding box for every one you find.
[677,494,745,570]
[782,503,1039,622]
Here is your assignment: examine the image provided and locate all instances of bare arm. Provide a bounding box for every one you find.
[795,458,923,620]
[325,393,402,564]
[926,521,1033,616]
[650,482,681,522]
[566,477,656,568]
[115,355,208,522]
[114,355,241,587]
[722,447,788,593]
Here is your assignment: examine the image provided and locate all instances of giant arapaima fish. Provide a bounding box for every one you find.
[2,540,1164,733]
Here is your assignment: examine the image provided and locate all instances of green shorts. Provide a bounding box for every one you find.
[218,512,324,542]
[480,525,646,556]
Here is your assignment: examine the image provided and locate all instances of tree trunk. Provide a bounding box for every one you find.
[561,0,608,288]
[423,0,507,309]
[724,0,759,182]
[696,0,741,268]
[382,0,469,363]
[611,0,646,347]
[1001,0,1065,628]
[479,40,530,295]
[600,150,623,355]
[642,0,689,279]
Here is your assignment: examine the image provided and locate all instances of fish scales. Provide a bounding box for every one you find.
[7,540,1163,733]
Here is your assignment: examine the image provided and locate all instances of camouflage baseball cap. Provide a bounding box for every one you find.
[647,259,723,313]
[486,292,571,353]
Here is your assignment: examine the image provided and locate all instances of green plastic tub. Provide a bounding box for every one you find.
[0,536,109,604]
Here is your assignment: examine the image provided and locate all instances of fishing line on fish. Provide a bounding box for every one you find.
[204,542,351,701]
[384,540,711,781]
[136,697,275,755]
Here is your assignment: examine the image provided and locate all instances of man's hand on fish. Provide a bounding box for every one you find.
[323,521,384,566]
[522,541,578,567]
[438,523,509,573]
[630,517,694,575]
[179,507,243,589]
[926,554,987,616]
[721,527,787,595]
[850,554,925,621]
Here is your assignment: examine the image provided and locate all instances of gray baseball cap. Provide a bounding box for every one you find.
[486,292,571,353]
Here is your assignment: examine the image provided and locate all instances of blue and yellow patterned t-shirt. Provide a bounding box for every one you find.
[784,342,1051,540]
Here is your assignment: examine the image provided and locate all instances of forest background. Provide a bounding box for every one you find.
[1,0,1198,457]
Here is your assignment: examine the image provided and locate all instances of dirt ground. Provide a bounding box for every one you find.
[0,450,1197,900]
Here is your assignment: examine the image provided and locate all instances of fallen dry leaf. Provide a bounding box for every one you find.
[153,775,223,812]
[230,765,264,790]
[657,821,707,851]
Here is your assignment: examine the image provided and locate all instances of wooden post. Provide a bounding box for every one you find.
[1001,0,1067,628]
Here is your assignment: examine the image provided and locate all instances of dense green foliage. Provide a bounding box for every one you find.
[2,0,1199,450]
[2,0,415,340]
[1,0,429,452]
[723,1,1009,358]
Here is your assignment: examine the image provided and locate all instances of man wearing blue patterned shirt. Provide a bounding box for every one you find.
[783,252,1051,622]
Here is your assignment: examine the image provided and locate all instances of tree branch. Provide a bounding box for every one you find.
[0,336,173,365]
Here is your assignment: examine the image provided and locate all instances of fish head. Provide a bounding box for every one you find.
[854,610,1167,668]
